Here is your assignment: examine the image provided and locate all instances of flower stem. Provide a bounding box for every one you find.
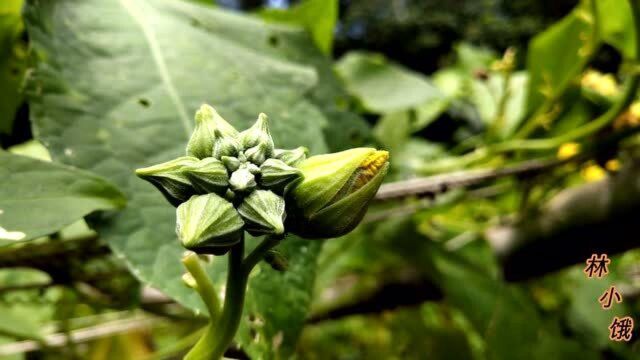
[209,238,247,359]
[242,234,283,274]
[182,252,221,322]
[184,234,284,360]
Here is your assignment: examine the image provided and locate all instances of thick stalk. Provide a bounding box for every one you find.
[183,233,283,360]
[184,238,246,360]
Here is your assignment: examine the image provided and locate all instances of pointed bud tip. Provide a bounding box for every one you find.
[195,104,216,123]
[253,113,270,133]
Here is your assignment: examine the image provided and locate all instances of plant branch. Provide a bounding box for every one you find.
[375,157,567,201]
[0,315,160,356]
[185,237,247,360]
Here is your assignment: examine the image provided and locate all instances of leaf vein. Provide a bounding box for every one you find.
[118,0,192,138]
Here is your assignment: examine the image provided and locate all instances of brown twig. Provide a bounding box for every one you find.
[0,316,160,356]
[374,157,566,201]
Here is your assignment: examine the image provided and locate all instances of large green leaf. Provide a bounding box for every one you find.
[24,0,362,356]
[0,151,125,244]
[525,5,595,113]
[335,51,446,114]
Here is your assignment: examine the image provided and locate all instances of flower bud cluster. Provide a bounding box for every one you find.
[136,105,305,253]
[136,104,389,254]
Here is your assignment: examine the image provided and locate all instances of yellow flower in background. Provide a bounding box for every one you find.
[557,142,581,160]
[581,163,607,182]
[605,159,621,172]
[628,102,640,126]
[614,101,640,129]
[581,69,620,97]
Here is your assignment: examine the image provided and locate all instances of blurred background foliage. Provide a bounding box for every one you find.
[2,0,640,359]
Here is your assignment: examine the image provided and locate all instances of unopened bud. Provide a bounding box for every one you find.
[176,194,244,253]
[259,158,302,194]
[244,142,271,165]
[135,156,198,206]
[238,190,285,236]
[182,158,229,195]
[221,156,241,172]
[186,105,238,159]
[239,113,274,151]
[274,146,308,167]
[212,128,242,158]
[229,167,257,192]
[288,148,389,238]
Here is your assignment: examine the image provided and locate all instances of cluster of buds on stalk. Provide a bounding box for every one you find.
[136,104,389,254]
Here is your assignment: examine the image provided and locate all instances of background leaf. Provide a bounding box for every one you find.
[525,5,595,113]
[335,51,446,114]
[0,151,125,243]
[260,0,338,56]
[596,0,635,59]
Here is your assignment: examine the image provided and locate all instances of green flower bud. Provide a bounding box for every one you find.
[182,158,228,195]
[287,148,389,238]
[238,190,286,236]
[239,113,274,151]
[229,167,257,192]
[176,194,244,254]
[221,156,241,172]
[244,143,270,165]
[135,156,198,206]
[274,146,308,167]
[259,158,302,194]
[212,128,242,158]
[245,162,261,174]
[186,105,238,159]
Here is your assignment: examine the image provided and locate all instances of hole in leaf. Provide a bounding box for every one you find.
[267,35,279,47]
[138,98,151,108]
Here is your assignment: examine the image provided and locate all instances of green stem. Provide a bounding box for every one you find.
[489,69,512,140]
[185,238,246,360]
[182,253,221,322]
[183,233,284,360]
[242,235,282,274]
[210,239,247,359]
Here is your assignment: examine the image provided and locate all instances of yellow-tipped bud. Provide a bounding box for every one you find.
[287,148,389,238]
